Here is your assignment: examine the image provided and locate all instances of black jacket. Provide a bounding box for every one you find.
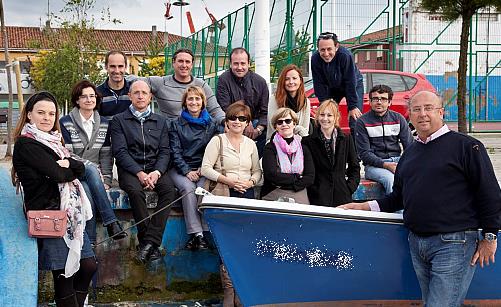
[13,137,85,212]
[169,115,222,175]
[111,109,170,175]
[261,134,315,198]
[302,127,360,207]
[216,70,269,127]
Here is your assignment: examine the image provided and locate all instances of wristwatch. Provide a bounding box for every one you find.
[483,232,498,242]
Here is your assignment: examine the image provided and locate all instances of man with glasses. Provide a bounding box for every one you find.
[311,32,364,134]
[355,85,412,195]
[340,90,500,306]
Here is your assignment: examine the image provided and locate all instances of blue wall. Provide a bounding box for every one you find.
[427,75,501,121]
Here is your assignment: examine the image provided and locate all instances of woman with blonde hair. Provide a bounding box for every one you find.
[168,85,222,250]
[261,107,314,203]
[302,99,360,207]
[12,92,97,307]
[267,64,311,141]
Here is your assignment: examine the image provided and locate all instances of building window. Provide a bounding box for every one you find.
[366,51,371,62]
[376,45,384,61]
[354,53,358,64]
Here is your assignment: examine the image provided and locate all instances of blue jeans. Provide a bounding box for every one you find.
[230,188,255,199]
[364,156,400,195]
[80,164,118,243]
[408,230,478,307]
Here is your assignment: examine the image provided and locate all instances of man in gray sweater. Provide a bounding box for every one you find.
[144,48,225,124]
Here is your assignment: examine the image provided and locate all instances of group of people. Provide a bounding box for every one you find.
[10,30,501,307]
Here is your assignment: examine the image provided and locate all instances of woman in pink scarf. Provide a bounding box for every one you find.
[12,92,97,307]
[261,107,315,203]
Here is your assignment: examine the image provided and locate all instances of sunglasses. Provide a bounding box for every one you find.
[228,115,248,122]
[276,118,293,126]
[317,32,337,41]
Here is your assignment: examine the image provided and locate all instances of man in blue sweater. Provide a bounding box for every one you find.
[340,91,501,306]
[97,50,133,119]
[311,32,364,134]
[355,85,413,194]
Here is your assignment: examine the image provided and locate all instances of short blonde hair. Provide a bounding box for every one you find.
[271,107,299,129]
[181,86,207,109]
[314,99,340,128]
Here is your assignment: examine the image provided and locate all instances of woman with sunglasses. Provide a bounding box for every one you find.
[267,64,311,141]
[201,101,261,306]
[12,92,97,306]
[60,80,126,246]
[168,86,222,251]
[302,100,360,207]
[201,101,262,199]
[261,108,314,203]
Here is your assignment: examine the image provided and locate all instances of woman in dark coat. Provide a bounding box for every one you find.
[12,92,97,307]
[302,99,360,207]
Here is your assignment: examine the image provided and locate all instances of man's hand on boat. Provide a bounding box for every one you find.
[338,202,370,211]
[471,239,497,268]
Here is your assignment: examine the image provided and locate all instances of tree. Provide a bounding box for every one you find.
[29,0,117,111]
[137,36,166,77]
[420,0,501,133]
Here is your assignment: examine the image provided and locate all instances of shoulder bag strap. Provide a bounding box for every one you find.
[218,134,226,176]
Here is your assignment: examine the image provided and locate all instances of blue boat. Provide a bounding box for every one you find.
[199,196,501,306]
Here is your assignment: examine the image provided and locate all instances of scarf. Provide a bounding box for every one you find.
[129,104,151,122]
[181,108,211,126]
[272,133,304,174]
[21,123,93,278]
[286,92,299,113]
[319,127,338,164]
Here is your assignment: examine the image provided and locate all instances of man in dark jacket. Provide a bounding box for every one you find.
[111,80,177,264]
[355,85,413,194]
[311,32,363,134]
[216,47,269,156]
[97,50,133,119]
[341,91,501,306]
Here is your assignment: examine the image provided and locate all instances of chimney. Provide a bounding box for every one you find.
[152,25,157,41]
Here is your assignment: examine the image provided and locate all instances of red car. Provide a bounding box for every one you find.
[306,69,437,133]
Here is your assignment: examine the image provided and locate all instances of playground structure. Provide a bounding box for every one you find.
[164,0,501,132]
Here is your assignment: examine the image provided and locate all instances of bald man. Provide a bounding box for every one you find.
[111,80,176,264]
[340,91,501,306]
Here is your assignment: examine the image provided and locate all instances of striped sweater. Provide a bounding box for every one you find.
[60,108,113,185]
[354,109,413,168]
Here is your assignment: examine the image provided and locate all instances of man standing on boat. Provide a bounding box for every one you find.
[311,32,364,135]
[340,91,501,307]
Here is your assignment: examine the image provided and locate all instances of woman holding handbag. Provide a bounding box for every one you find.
[201,102,262,199]
[302,99,361,207]
[12,92,97,307]
[168,86,222,251]
[261,107,315,204]
[201,102,262,307]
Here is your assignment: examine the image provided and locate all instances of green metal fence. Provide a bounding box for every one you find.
[163,0,501,131]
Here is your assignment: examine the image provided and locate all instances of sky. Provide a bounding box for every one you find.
[3,0,248,36]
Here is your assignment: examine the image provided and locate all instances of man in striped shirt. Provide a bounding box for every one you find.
[355,84,413,194]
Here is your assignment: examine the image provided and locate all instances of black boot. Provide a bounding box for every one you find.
[75,290,88,307]
[136,242,155,264]
[106,221,127,240]
[55,293,78,307]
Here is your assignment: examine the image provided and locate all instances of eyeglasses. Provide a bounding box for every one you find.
[276,118,293,126]
[227,115,248,122]
[370,97,390,103]
[79,94,96,100]
[410,105,443,113]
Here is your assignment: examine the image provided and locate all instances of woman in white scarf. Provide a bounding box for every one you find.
[12,91,96,307]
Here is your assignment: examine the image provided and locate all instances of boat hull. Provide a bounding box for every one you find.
[200,196,501,306]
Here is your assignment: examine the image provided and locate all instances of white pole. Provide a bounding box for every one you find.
[254,0,270,86]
